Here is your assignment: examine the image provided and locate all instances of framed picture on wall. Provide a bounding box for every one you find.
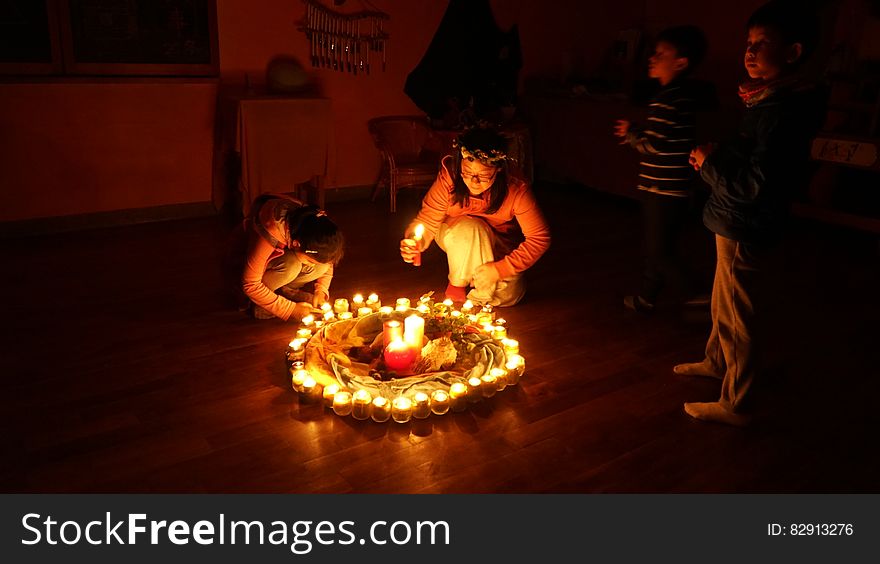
[0,0,218,77]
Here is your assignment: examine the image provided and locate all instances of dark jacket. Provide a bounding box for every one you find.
[701,83,825,245]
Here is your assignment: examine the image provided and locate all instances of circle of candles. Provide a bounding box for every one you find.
[301,314,315,327]
[382,320,403,347]
[322,383,341,408]
[502,338,519,355]
[332,391,353,416]
[449,383,468,412]
[480,373,498,397]
[351,389,372,420]
[490,367,508,391]
[300,376,321,403]
[333,298,349,314]
[466,376,483,402]
[371,396,392,422]
[430,390,450,415]
[357,306,373,318]
[291,366,309,392]
[505,354,525,385]
[391,396,413,423]
[296,328,312,340]
[492,325,507,340]
[412,392,431,419]
[396,297,411,310]
[338,311,353,321]
[352,294,364,308]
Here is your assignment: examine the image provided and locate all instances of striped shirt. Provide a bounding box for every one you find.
[626,82,698,197]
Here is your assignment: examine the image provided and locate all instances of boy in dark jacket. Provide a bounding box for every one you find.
[615,25,709,312]
[677,0,825,426]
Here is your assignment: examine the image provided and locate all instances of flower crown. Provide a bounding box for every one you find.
[452,138,512,166]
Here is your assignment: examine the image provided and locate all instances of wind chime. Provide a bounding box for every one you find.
[301,0,390,75]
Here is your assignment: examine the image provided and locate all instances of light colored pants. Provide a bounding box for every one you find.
[436,216,525,307]
[263,251,329,293]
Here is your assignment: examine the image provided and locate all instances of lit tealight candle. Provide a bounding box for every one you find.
[314,319,324,329]
[449,383,468,412]
[352,294,364,308]
[480,373,498,397]
[412,392,431,419]
[296,328,312,340]
[332,391,353,416]
[492,325,507,340]
[430,390,450,415]
[321,302,332,313]
[442,298,454,308]
[379,306,394,315]
[366,293,381,311]
[391,396,413,423]
[396,297,411,311]
[505,354,525,385]
[290,363,308,392]
[323,311,336,322]
[333,298,349,314]
[490,367,508,392]
[417,303,430,315]
[461,300,474,314]
[451,310,462,319]
[301,314,315,327]
[338,311,353,321]
[371,396,392,422]
[351,389,372,420]
[467,376,483,402]
[357,306,373,318]
[502,338,519,355]
[467,314,479,324]
[287,338,306,362]
[383,320,403,347]
[300,376,321,403]
[322,383,341,408]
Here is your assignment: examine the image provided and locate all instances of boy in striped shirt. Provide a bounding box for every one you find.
[614,25,708,313]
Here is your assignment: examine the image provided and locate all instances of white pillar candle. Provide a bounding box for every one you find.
[404,314,425,351]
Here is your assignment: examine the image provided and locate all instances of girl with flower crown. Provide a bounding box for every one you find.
[399,126,550,306]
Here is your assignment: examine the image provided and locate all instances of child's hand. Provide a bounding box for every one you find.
[614,120,630,142]
[292,302,313,321]
[313,291,328,308]
[689,143,716,170]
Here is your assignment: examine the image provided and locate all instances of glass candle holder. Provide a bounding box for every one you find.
[492,325,507,341]
[449,383,468,412]
[322,384,341,408]
[371,396,392,422]
[290,365,309,392]
[301,314,315,327]
[333,298,349,314]
[366,294,381,311]
[396,297,411,311]
[412,392,431,419]
[480,373,498,397]
[502,339,519,355]
[461,300,474,314]
[391,396,413,423]
[300,377,321,403]
[332,391,353,416]
[505,354,525,385]
[351,389,372,420]
[338,311,353,321]
[382,320,403,347]
[378,306,394,315]
[357,307,373,318]
[296,328,312,340]
[467,377,483,402]
[430,390,450,415]
[490,367,508,392]
[352,294,365,309]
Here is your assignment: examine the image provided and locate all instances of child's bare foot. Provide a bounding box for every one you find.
[684,402,751,427]
[673,361,722,380]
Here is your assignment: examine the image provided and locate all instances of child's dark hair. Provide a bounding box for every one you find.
[656,25,708,71]
[287,206,345,265]
[450,126,511,214]
[747,0,820,63]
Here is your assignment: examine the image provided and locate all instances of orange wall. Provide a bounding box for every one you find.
[0,81,217,222]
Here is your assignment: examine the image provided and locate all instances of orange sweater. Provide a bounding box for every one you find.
[408,157,551,279]
[241,195,333,320]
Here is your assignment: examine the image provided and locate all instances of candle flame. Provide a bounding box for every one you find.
[413,224,425,241]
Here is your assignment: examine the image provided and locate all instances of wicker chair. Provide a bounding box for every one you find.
[368,116,442,212]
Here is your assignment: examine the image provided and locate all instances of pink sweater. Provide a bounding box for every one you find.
[241,195,333,320]
[408,157,551,279]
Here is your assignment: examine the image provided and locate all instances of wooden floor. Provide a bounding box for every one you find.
[1,185,878,493]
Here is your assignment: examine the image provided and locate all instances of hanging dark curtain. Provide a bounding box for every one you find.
[404,0,522,126]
